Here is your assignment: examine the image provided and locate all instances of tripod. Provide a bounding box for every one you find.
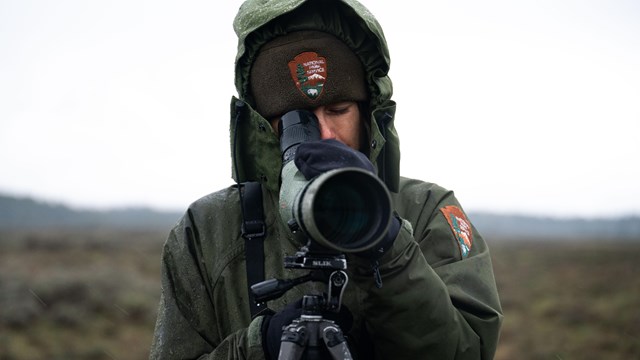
[278,294,353,360]
[251,251,354,360]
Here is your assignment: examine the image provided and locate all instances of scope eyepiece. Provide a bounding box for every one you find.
[279,110,321,164]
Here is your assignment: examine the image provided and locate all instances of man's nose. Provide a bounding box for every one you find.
[314,110,335,140]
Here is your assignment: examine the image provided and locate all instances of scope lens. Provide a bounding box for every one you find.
[311,170,390,251]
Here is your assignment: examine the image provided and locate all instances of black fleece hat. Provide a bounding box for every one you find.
[250,30,367,119]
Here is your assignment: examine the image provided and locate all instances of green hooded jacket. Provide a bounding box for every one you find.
[150,0,503,359]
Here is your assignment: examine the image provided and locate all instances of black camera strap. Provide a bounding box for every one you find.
[240,181,266,318]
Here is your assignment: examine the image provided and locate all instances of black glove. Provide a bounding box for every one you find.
[294,139,375,180]
[357,213,401,260]
[261,298,353,360]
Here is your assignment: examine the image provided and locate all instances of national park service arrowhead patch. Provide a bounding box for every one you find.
[440,205,473,258]
[288,52,326,100]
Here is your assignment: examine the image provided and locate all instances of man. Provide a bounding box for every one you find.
[150,0,503,359]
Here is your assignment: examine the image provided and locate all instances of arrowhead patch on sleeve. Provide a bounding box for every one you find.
[440,205,473,258]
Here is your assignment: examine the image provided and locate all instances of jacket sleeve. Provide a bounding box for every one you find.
[349,187,503,359]
[149,215,266,360]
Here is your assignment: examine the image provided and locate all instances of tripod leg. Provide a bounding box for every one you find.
[320,323,353,360]
[278,324,307,360]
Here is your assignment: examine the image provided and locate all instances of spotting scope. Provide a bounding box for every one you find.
[277,110,392,253]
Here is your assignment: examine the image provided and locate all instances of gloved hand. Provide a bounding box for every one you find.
[358,213,401,260]
[261,300,302,360]
[261,298,353,360]
[294,139,375,180]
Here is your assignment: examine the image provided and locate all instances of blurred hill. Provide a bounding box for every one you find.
[469,212,640,241]
[0,193,181,231]
[1,193,639,240]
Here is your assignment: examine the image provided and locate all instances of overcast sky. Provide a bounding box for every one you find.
[1,0,638,218]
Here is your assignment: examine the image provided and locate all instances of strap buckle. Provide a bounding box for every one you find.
[242,220,266,239]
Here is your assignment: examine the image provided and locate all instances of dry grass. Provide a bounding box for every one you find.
[492,239,640,360]
[1,230,638,359]
[0,229,165,360]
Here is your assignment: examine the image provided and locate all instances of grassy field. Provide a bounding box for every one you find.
[0,229,164,360]
[1,230,638,359]
[492,239,640,359]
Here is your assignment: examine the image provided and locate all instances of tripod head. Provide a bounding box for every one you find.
[250,246,348,313]
[250,246,353,360]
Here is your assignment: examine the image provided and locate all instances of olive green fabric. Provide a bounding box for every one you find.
[230,0,399,193]
[150,180,502,359]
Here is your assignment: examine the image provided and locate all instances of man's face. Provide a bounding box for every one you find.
[270,101,363,150]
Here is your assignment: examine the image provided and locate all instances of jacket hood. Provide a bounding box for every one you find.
[230,0,400,193]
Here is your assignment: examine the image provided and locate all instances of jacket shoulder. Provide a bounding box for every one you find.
[394,176,455,214]
[188,185,242,216]
[167,185,246,270]
[394,176,480,264]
